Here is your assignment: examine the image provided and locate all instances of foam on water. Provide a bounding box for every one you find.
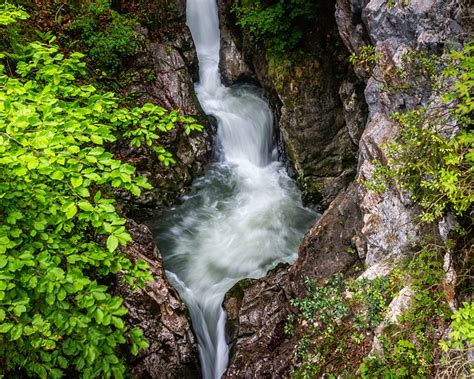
[152,1,318,377]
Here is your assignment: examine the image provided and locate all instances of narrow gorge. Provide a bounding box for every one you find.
[151,1,316,377]
[0,0,471,378]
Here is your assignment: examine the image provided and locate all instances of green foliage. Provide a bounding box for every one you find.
[441,301,474,350]
[288,274,394,377]
[387,0,410,8]
[349,45,382,77]
[442,43,474,119]
[0,4,202,377]
[112,104,203,167]
[388,108,472,222]
[231,0,315,55]
[290,244,454,378]
[363,41,474,222]
[291,274,348,337]
[360,246,452,378]
[69,0,141,73]
[0,2,28,26]
[437,301,474,378]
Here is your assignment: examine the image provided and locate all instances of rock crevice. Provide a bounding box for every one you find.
[218,0,368,208]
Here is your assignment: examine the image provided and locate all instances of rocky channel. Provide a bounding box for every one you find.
[108,0,469,377]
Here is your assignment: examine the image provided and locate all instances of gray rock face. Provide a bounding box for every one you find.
[221,0,466,376]
[117,221,200,378]
[335,0,371,55]
[218,0,255,86]
[340,80,369,146]
[370,285,415,354]
[336,0,464,264]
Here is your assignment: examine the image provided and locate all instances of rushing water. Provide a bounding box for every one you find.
[151,1,318,378]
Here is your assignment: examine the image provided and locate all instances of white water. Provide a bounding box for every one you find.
[152,1,318,378]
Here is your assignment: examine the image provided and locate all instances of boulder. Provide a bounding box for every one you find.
[224,184,364,377]
[116,220,201,378]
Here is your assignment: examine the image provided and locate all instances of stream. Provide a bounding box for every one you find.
[151,0,318,378]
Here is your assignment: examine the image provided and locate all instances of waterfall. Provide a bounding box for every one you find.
[151,1,318,378]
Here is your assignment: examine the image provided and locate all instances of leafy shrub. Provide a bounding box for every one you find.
[359,247,452,378]
[0,4,202,377]
[443,301,474,350]
[113,104,203,167]
[287,273,394,377]
[363,41,473,222]
[441,299,474,355]
[231,0,315,55]
[69,0,141,73]
[437,301,474,377]
[0,2,28,26]
[349,45,382,77]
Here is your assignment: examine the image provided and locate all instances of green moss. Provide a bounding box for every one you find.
[226,278,255,301]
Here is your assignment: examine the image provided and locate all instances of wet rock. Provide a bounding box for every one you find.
[290,184,364,287]
[116,220,200,378]
[112,0,213,217]
[218,0,367,207]
[272,55,359,207]
[362,0,464,51]
[224,184,364,377]
[218,0,255,85]
[340,79,368,146]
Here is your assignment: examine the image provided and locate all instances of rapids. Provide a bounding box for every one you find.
[152,1,318,377]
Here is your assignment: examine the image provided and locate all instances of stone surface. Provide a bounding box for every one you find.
[218,0,367,208]
[116,220,200,378]
[370,285,415,354]
[342,0,465,264]
[340,79,369,145]
[221,0,466,375]
[113,0,213,217]
[224,184,364,377]
[335,0,371,55]
[218,0,255,86]
[109,2,208,376]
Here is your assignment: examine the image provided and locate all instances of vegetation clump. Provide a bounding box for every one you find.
[360,42,473,223]
[0,3,202,377]
[231,0,315,55]
[359,247,453,378]
[69,0,142,74]
[286,273,396,377]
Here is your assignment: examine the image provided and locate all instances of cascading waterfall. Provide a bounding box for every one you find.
[151,1,318,378]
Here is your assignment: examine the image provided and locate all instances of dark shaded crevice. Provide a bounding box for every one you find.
[218,0,369,209]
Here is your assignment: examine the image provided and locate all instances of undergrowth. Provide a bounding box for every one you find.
[230,0,315,56]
